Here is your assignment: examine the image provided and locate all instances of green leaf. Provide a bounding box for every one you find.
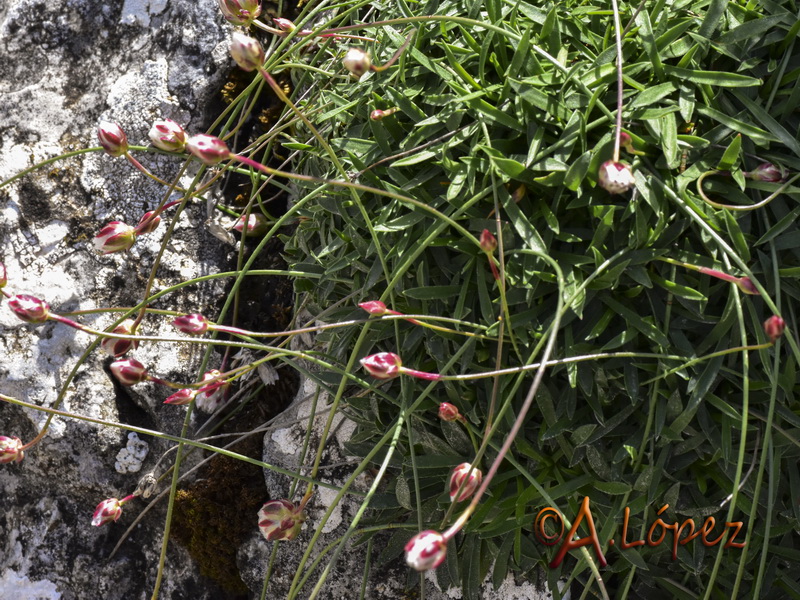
[665,67,761,87]
[717,134,742,170]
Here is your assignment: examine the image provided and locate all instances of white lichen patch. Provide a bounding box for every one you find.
[0,570,60,600]
[115,432,149,473]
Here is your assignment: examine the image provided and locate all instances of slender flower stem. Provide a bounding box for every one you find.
[611,0,625,163]
[697,171,800,211]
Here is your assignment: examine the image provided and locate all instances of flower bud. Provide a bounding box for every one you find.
[764,315,786,344]
[230,32,265,72]
[342,47,372,77]
[135,211,161,235]
[257,499,306,541]
[233,213,269,237]
[0,436,24,464]
[358,300,388,316]
[598,160,635,194]
[438,402,463,423]
[8,294,50,324]
[172,313,209,335]
[163,388,197,406]
[744,163,784,183]
[97,121,128,157]
[186,134,231,165]
[94,221,137,254]
[479,229,497,253]
[736,277,760,295]
[272,17,295,33]
[217,0,261,26]
[360,352,402,380]
[0,262,7,289]
[100,319,139,357]
[110,358,149,386]
[148,119,187,152]
[91,497,124,527]
[404,530,447,571]
[195,370,230,413]
[449,462,482,502]
[370,107,398,121]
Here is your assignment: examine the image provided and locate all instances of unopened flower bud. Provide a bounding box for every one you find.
[358,300,388,316]
[163,388,197,406]
[744,163,784,183]
[438,402,463,423]
[257,499,306,541]
[8,294,50,324]
[370,107,398,121]
[230,32,265,71]
[598,160,635,194]
[136,211,161,235]
[186,134,231,165]
[343,48,372,77]
[172,313,209,335]
[100,319,139,357]
[273,17,295,33]
[195,370,230,413]
[148,119,187,152]
[404,530,447,571]
[736,277,759,295]
[479,229,497,253]
[97,121,128,157]
[233,213,269,237]
[94,221,137,254]
[91,496,132,527]
[449,463,482,502]
[110,358,149,386]
[764,315,786,344]
[0,436,24,464]
[217,0,261,26]
[360,352,402,380]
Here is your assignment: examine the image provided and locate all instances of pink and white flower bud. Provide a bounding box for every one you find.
[163,388,197,406]
[233,213,269,237]
[186,134,231,165]
[195,370,230,413]
[8,294,50,324]
[272,17,296,33]
[358,300,388,316]
[449,462,482,502]
[97,121,129,157]
[744,163,784,183]
[91,497,126,527]
[0,436,24,464]
[110,358,149,386]
[360,352,402,380]
[736,277,759,295]
[370,107,399,121]
[217,0,261,26]
[404,530,447,571]
[100,319,139,357]
[598,160,635,194]
[257,499,306,542]
[438,402,463,423]
[94,221,137,254]
[230,32,265,72]
[148,119,187,152]
[479,229,497,253]
[172,313,209,335]
[135,211,161,235]
[342,48,372,77]
[764,315,786,344]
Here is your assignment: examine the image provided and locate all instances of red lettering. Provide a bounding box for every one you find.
[620,506,644,549]
[724,521,745,549]
[549,496,607,568]
[700,517,726,547]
